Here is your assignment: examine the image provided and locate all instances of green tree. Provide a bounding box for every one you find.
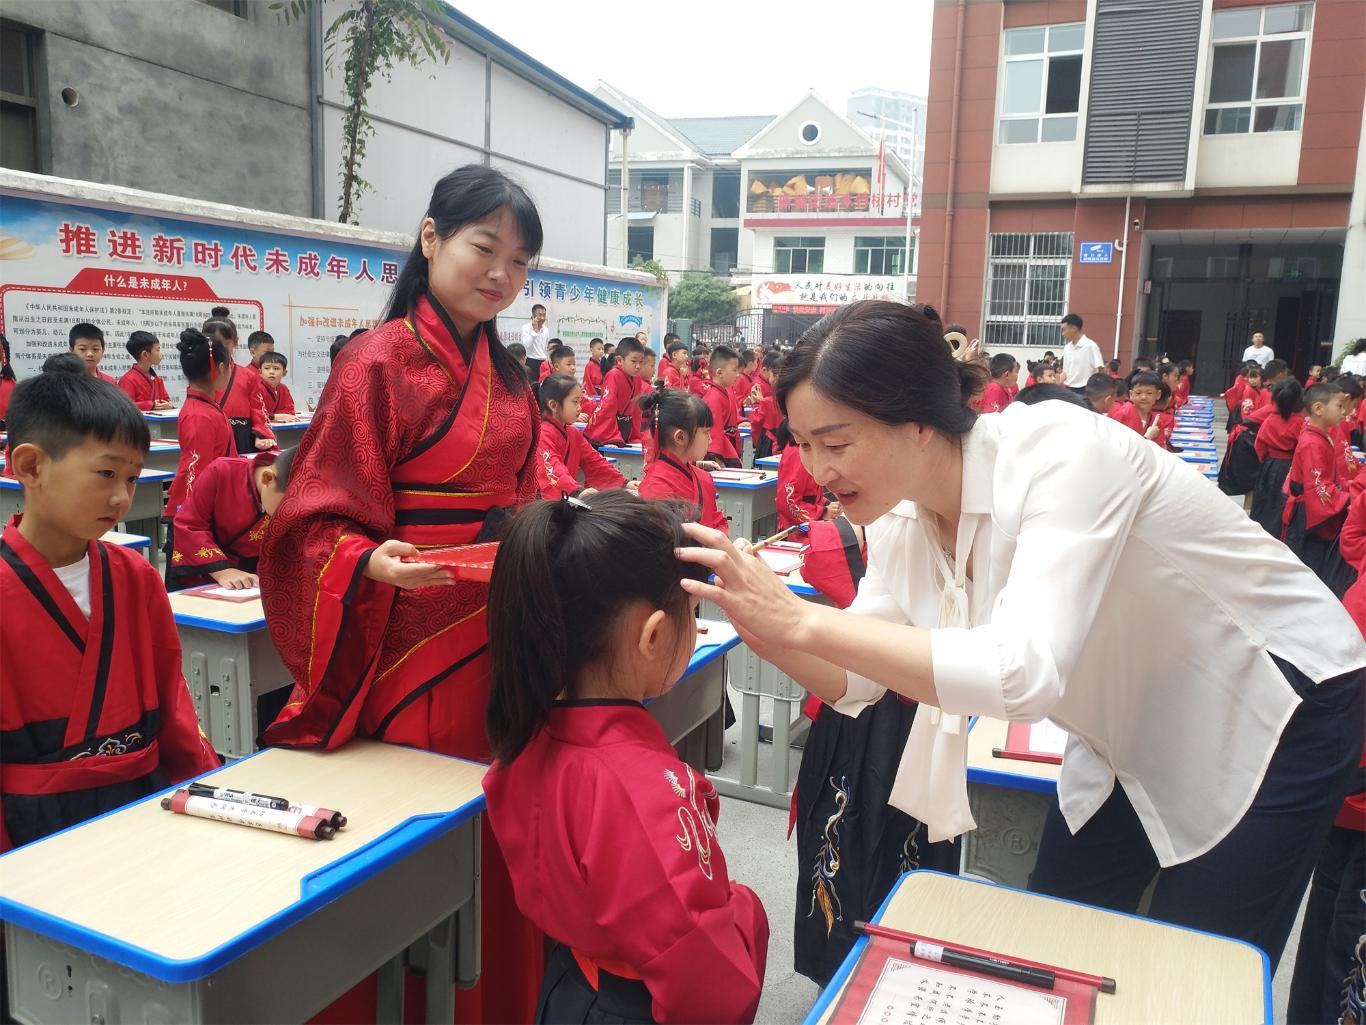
[668,272,739,324]
[273,0,450,224]
[630,257,669,284]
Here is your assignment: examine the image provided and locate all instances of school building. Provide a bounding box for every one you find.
[917,0,1366,393]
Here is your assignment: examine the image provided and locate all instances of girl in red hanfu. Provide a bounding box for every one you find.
[638,386,729,533]
[1250,380,1305,536]
[1283,382,1355,597]
[0,332,16,427]
[483,491,769,1024]
[204,318,276,455]
[775,420,840,530]
[163,329,234,522]
[259,165,545,1024]
[536,373,630,499]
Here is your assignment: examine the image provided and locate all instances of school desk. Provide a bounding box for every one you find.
[803,870,1271,1025]
[739,424,754,468]
[711,469,779,541]
[646,619,741,773]
[144,438,181,474]
[142,407,181,440]
[101,530,152,555]
[269,415,312,451]
[964,716,1060,890]
[0,469,172,553]
[169,591,292,760]
[755,454,780,470]
[597,441,645,480]
[0,740,484,1025]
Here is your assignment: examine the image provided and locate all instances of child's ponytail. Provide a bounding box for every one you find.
[178,327,228,385]
[1272,378,1304,419]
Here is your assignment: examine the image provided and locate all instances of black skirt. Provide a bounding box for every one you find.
[1250,456,1291,536]
[793,695,960,986]
[535,943,654,1025]
[1218,427,1260,496]
[1283,497,1358,598]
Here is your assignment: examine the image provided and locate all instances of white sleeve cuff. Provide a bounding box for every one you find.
[832,670,886,717]
[930,627,1008,719]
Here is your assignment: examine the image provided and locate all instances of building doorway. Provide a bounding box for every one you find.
[1143,240,1342,394]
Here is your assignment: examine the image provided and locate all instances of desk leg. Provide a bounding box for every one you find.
[455,823,482,989]
[423,916,456,1025]
[738,690,760,788]
[375,957,405,1024]
[772,697,793,795]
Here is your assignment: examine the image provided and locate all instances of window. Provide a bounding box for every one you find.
[998,23,1084,144]
[1204,3,1312,134]
[193,0,249,16]
[627,226,654,265]
[711,172,740,218]
[774,237,825,274]
[0,23,39,172]
[639,172,672,214]
[984,232,1074,346]
[854,236,910,276]
[710,228,738,276]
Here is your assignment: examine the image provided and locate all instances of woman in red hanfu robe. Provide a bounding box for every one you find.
[259,165,546,1024]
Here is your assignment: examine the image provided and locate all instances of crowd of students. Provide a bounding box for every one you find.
[0,162,1362,1025]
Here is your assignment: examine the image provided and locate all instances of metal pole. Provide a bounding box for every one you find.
[1114,192,1131,360]
[904,108,917,302]
[620,127,631,268]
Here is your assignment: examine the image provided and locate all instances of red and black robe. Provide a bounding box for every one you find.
[0,520,218,850]
[215,361,275,454]
[117,365,170,411]
[164,389,235,518]
[536,418,625,498]
[262,380,295,418]
[582,356,605,398]
[703,383,742,466]
[258,294,542,1023]
[638,452,728,533]
[584,366,643,446]
[777,443,826,530]
[169,454,269,589]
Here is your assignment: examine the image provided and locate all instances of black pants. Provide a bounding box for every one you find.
[535,943,654,1024]
[1028,661,1364,971]
[1286,825,1366,1025]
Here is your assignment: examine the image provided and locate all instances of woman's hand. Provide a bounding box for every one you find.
[675,521,813,658]
[254,437,276,451]
[625,479,640,494]
[210,567,259,589]
[363,539,455,589]
[696,459,721,472]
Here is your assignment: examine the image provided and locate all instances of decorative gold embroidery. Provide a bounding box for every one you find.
[670,766,717,880]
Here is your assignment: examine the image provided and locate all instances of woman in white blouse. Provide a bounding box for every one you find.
[1340,338,1366,376]
[679,301,1365,969]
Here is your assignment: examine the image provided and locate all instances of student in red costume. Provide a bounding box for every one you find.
[688,347,711,397]
[702,345,743,467]
[1331,376,1364,481]
[1112,372,1173,449]
[244,330,275,376]
[163,328,234,521]
[536,373,629,499]
[980,354,1016,413]
[638,385,729,532]
[69,323,116,384]
[1250,380,1305,536]
[749,350,783,460]
[539,339,564,381]
[584,336,647,446]
[1,371,218,851]
[257,352,298,421]
[259,165,545,1023]
[1283,383,1353,595]
[732,348,758,410]
[203,318,275,454]
[117,332,173,411]
[483,491,769,1024]
[540,343,575,385]
[582,337,606,397]
[661,339,691,390]
[169,450,291,591]
[775,420,840,530]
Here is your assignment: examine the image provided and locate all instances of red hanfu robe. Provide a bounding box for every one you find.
[164,390,235,517]
[980,380,1011,414]
[0,376,14,425]
[662,363,689,390]
[584,366,643,445]
[1174,376,1191,409]
[262,380,295,418]
[1255,412,1306,462]
[484,701,769,1025]
[703,383,741,465]
[215,361,275,454]
[169,455,269,589]
[1333,415,1361,481]
[732,371,754,411]
[778,443,826,529]
[258,296,542,1024]
[687,370,710,397]
[117,366,170,411]
[0,520,218,851]
[582,357,605,398]
[536,418,626,498]
[1283,425,1350,540]
[95,370,116,385]
[639,452,728,532]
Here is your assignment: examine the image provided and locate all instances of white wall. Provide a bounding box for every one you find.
[990,140,1084,194]
[1333,102,1366,354]
[1194,132,1303,189]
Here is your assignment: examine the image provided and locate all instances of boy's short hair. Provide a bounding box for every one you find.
[531,303,546,315]
[1263,358,1289,380]
[989,353,1015,378]
[1061,313,1083,329]
[1108,358,1121,371]
[666,341,689,357]
[710,344,739,367]
[247,330,275,350]
[615,336,646,357]
[69,322,104,348]
[259,351,288,370]
[1085,372,1117,404]
[328,336,349,366]
[125,331,159,360]
[1130,371,1162,392]
[506,342,527,359]
[7,372,150,460]
[1305,382,1338,411]
[589,337,604,348]
[662,332,680,346]
[1332,375,1363,400]
[762,349,784,371]
[43,352,88,375]
[550,347,574,365]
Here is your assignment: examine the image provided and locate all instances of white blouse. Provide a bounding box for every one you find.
[837,399,1366,866]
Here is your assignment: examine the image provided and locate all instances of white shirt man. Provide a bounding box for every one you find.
[520,304,550,362]
[1059,315,1104,388]
[1241,333,1273,369]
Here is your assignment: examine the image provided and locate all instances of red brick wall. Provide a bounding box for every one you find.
[1298,0,1365,187]
[1003,0,1086,28]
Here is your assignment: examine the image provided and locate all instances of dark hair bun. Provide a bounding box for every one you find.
[178,327,207,353]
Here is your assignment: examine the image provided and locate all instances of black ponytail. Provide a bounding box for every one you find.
[178,327,228,387]
[383,164,543,396]
[486,491,708,762]
[0,332,14,383]
[640,384,712,455]
[1272,378,1304,419]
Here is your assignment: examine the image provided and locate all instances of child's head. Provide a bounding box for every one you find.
[1263,358,1289,384]
[760,348,784,384]
[538,372,583,425]
[737,348,758,374]
[1085,372,1117,414]
[1155,380,1173,410]
[1037,363,1061,385]
[1113,374,1129,402]
[69,323,105,376]
[1333,375,1363,417]
[211,306,231,320]
[202,316,238,356]
[546,338,564,358]
[708,344,740,389]
[1245,365,1263,390]
[1323,365,1341,383]
[989,353,1015,384]
[1133,357,1156,373]
[328,335,350,366]
[1309,364,1324,379]
[255,446,296,518]
[1108,358,1121,374]
[1129,371,1161,411]
[1305,382,1344,428]
[506,341,527,366]
[667,340,689,369]
[1159,362,1178,387]
[178,327,231,392]
[603,341,616,357]
[1271,378,1304,420]
[1178,359,1193,379]
[258,351,288,388]
[642,385,713,463]
[246,330,275,366]
[43,353,87,375]
[549,345,576,377]
[615,336,647,377]
[5,372,150,544]
[589,337,604,358]
[125,331,161,368]
[486,490,708,760]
